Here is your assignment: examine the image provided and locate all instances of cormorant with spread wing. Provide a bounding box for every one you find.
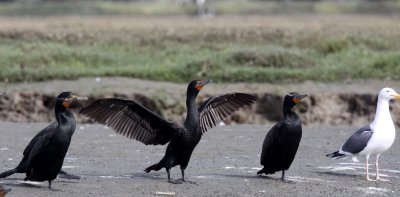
[257,92,308,182]
[0,92,87,189]
[80,80,257,184]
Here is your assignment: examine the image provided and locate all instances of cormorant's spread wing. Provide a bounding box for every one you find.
[340,125,373,154]
[198,93,257,133]
[260,122,282,165]
[23,122,58,156]
[80,98,180,145]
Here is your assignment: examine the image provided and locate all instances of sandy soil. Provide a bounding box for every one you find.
[1,122,400,197]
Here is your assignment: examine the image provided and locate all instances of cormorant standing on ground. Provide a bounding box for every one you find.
[0,92,87,189]
[257,92,308,181]
[80,80,257,184]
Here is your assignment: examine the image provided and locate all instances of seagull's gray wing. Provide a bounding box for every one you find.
[340,125,373,154]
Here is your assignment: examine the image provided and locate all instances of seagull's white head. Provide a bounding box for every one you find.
[379,87,400,101]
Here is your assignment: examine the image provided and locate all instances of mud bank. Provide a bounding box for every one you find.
[0,90,399,127]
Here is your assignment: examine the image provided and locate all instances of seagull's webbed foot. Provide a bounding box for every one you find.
[366,177,376,181]
[376,176,390,182]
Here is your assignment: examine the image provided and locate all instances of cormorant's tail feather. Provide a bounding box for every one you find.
[257,168,266,175]
[326,151,347,159]
[0,169,17,178]
[144,162,163,173]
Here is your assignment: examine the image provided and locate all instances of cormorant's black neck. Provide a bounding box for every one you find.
[55,105,76,130]
[184,91,200,129]
[283,105,299,121]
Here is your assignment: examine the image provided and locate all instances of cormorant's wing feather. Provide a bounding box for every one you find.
[23,122,58,156]
[260,122,283,165]
[80,98,180,145]
[198,93,257,133]
[340,125,373,154]
[25,125,57,171]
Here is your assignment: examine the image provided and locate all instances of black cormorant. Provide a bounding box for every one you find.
[257,92,308,182]
[80,80,257,184]
[0,92,87,189]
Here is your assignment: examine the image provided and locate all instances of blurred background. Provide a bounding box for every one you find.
[0,0,399,125]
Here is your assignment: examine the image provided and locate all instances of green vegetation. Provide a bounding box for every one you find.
[1,1,400,16]
[0,14,399,83]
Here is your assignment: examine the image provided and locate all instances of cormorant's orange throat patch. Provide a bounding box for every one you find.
[293,98,301,103]
[195,84,203,91]
[63,100,72,108]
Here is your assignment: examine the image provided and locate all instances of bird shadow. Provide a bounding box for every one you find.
[315,171,361,179]
[0,181,47,190]
[212,173,286,182]
[99,171,170,183]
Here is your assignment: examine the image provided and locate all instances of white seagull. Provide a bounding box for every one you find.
[326,87,400,181]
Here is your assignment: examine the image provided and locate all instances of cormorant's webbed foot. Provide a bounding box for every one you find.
[168,179,183,184]
[59,170,81,180]
[168,178,196,184]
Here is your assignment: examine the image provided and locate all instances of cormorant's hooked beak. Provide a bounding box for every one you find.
[63,95,88,108]
[195,80,211,91]
[293,94,309,104]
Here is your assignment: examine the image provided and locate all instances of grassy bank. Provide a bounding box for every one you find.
[1,1,400,16]
[0,15,399,83]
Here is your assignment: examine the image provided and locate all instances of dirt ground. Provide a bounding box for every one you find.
[1,122,400,197]
[1,78,400,196]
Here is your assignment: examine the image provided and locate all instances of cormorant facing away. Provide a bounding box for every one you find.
[0,185,11,197]
[257,92,308,181]
[327,88,400,181]
[80,80,258,184]
[0,92,87,189]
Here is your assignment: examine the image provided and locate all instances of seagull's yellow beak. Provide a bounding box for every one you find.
[393,94,400,100]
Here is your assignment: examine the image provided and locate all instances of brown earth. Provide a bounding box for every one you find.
[0,77,399,126]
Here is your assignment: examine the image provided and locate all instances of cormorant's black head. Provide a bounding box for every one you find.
[56,92,88,110]
[284,92,308,109]
[187,80,210,97]
[0,185,11,197]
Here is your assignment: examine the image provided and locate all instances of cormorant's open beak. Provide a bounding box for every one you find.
[293,94,309,104]
[63,95,88,108]
[195,80,211,91]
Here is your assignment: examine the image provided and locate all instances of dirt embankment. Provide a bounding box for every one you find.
[0,90,398,127]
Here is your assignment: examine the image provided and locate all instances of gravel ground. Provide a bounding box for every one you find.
[1,122,400,197]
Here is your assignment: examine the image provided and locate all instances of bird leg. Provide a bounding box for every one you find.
[365,155,374,181]
[166,168,181,184]
[280,170,293,183]
[48,180,52,190]
[375,154,389,182]
[177,168,196,184]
